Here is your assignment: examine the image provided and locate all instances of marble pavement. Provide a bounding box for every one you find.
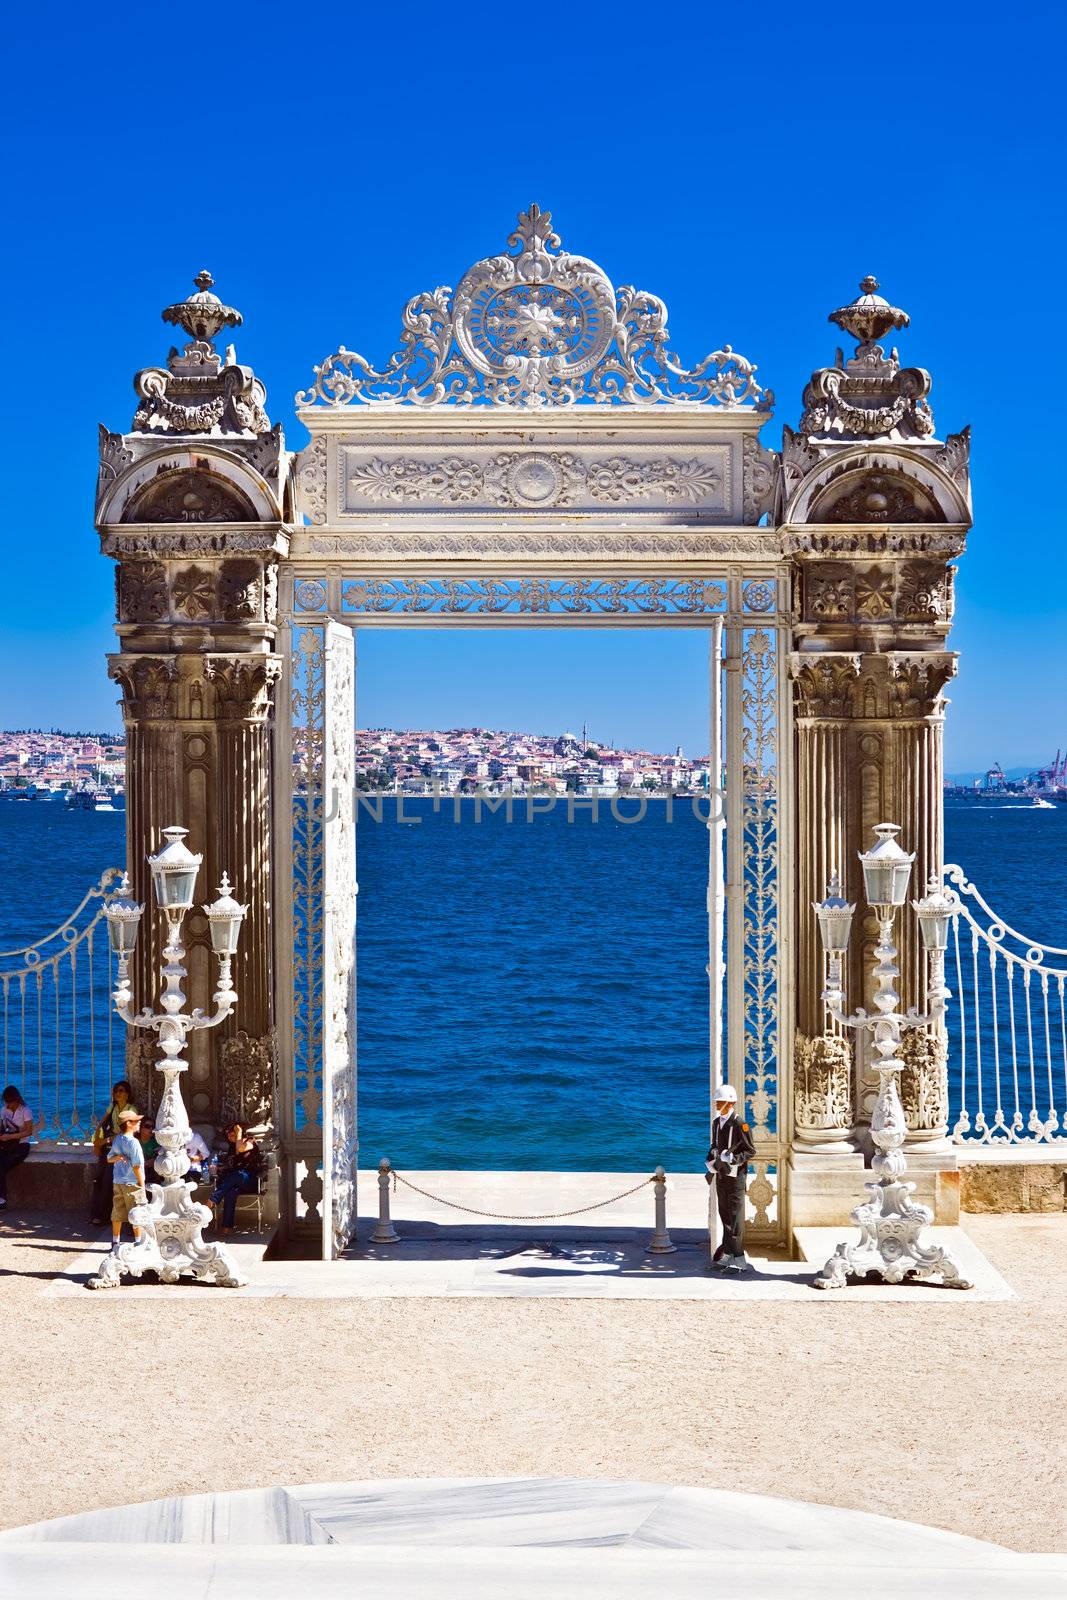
[43,1170,1013,1301]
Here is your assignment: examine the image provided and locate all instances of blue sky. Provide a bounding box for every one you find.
[2,3,1063,777]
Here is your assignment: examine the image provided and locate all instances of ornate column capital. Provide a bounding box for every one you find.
[107,653,179,721]
[204,654,282,722]
[790,652,861,718]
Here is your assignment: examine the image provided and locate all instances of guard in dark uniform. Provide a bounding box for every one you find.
[705,1084,756,1266]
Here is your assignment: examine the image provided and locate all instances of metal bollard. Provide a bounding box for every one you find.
[647,1166,676,1254]
[371,1157,400,1244]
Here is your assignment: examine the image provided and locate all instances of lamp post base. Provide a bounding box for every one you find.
[87,1181,246,1290]
[813,1175,971,1291]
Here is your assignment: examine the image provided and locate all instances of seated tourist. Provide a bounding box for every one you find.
[90,1079,139,1225]
[211,1122,264,1232]
[137,1116,160,1175]
[0,1085,35,1210]
[185,1128,212,1181]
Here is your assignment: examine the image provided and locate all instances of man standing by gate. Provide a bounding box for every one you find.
[706,1085,755,1271]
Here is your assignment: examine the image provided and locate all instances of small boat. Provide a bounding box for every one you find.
[1031,797,1055,810]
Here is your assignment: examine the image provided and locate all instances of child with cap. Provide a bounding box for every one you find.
[705,1084,755,1271]
[106,1107,147,1252]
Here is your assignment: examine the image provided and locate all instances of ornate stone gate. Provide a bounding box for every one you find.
[95,210,971,1259]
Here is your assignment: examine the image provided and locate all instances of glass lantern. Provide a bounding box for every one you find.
[814,869,855,953]
[859,822,914,912]
[104,872,144,956]
[202,873,247,956]
[913,876,958,952]
[148,826,203,914]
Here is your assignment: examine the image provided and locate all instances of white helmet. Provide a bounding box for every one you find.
[714,1084,738,1106]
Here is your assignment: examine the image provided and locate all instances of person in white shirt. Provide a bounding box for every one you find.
[0,1085,35,1209]
[185,1129,212,1180]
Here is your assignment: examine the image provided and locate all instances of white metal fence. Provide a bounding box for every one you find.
[6,861,1066,1154]
[0,868,122,1144]
[945,862,1067,1143]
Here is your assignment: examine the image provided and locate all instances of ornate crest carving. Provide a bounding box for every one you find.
[297,204,772,412]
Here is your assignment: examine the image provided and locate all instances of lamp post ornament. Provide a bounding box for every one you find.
[812,823,972,1291]
[88,826,248,1290]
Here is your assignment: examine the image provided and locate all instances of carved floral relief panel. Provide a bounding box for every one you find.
[337,445,733,517]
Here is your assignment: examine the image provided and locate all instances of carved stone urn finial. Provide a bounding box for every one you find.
[162,271,244,347]
[829,276,911,352]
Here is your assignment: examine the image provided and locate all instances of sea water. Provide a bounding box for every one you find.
[1,796,1064,1167]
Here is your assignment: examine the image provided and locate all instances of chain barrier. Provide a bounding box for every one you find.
[388,1168,656,1221]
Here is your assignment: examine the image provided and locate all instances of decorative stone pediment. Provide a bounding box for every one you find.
[297,204,773,413]
[96,434,288,528]
[783,443,970,529]
[123,468,258,525]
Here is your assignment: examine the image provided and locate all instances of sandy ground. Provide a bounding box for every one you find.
[0,1212,1064,1553]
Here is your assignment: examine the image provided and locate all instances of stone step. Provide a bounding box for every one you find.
[2,1541,1064,1599]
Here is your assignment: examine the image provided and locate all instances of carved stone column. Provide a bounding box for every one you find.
[97,273,291,1136]
[782,277,972,1185]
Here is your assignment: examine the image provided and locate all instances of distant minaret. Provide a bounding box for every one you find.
[582,719,588,748]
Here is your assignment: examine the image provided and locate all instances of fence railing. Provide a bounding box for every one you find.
[945,862,1067,1144]
[0,868,122,1144]
[7,861,1066,1155]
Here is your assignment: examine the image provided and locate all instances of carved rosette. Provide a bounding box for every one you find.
[899,1028,949,1138]
[117,560,169,623]
[794,1032,853,1145]
[219,1028,276,1130]
[204,655,282,722]
[219,560,264,621]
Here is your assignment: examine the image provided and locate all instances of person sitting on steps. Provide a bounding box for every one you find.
[211,1122,264,1233]
[0,1085,35,1210]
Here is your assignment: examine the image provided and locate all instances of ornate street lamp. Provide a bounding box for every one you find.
[812,823,971,1291]
[89,826,248,1291]
[813,868,855,1009]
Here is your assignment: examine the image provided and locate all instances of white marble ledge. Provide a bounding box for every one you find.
[2,1542,1066,1600]
[0,1478,1026,1559]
